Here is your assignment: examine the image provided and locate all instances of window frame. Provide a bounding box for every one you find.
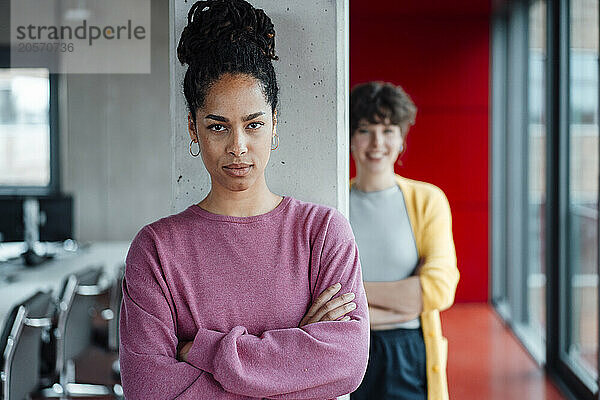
[491,4,510,309]
[492,0,600,398]
[550,0,599,396]
[0,46,60,196]
[492,0,548,366]
[545,1,594,398]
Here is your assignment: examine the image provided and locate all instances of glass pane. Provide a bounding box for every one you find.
[567,0,598,385]
[0,68,50,186]
[527,0,547,350]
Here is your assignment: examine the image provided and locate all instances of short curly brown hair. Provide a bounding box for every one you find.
[350,81,417,138]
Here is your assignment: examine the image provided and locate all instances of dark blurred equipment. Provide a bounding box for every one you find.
[0,195,74,266]
[0,195,73,243]
[38,196,73,243]
[0,197,24,243]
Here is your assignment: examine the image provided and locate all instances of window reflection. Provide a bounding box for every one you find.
[0,68,50,187]
[527,0,546,354]
[567,0,598,383]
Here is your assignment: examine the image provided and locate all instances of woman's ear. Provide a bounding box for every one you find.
[188,112,198,141]
[272,110,278,133]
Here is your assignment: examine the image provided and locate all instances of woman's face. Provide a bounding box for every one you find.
[188,73,275,194]
[350,119,403,176]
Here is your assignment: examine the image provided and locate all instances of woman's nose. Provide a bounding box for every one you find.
[370,130,384,146]
[227,127,248,157]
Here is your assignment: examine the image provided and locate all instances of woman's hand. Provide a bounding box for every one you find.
[299,283,356,327]
[177,341,193,362]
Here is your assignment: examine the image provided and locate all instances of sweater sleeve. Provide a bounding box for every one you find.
[119,226,226,400]
[184,210,370,399]
[417,187,460,313]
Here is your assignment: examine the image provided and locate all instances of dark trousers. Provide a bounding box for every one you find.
[351,327,427,400]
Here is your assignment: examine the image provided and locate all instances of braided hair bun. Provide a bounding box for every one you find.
[177,0,279,118]
[177,0,277,65]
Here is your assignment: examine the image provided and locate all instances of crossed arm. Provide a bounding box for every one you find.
[177,283,357,360]
[365,276,423,328]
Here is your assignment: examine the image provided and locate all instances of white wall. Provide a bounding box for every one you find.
[61,0,171,242]
[171,0,349,216]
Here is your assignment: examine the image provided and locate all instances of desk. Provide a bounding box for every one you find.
[0,242,130,330]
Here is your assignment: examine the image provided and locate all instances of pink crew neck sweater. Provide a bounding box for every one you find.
[119,196,369,400]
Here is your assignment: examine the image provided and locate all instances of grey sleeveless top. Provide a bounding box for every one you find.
[349,184,420,329]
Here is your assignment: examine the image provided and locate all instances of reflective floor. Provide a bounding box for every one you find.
[443,303,566,400]
[30,302,567,399]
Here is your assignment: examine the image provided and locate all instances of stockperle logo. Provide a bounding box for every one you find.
[11,0,150,74]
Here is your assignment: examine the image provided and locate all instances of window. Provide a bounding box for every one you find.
[526,0,547,355]
[492,0,599,397]
[0,68,51,186]
[563,0,598,386]
[0,48,59,195]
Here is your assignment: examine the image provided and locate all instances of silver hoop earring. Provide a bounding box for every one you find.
[189,140,200,157]
[271,134,279,151]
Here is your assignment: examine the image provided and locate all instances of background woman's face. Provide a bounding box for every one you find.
[189,73,275,193]
[351,119,403,175]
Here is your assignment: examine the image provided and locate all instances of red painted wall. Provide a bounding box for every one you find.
[350,2,490,302]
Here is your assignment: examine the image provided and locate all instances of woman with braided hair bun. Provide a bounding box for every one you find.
[119,1,369,399]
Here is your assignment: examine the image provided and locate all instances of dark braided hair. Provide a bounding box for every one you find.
[177,0,279,121]
[350,82,417,139]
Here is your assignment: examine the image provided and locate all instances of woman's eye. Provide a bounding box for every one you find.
[357,129,369,134]
[384,129,394,134]
[247,122,264,130]
[208,124,227,132]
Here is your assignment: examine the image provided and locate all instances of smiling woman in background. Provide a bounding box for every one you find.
[118,1,369,399]
[348,82,459,400]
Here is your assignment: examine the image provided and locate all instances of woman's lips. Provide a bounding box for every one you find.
[366,153,385,161]
[223,164,253,177]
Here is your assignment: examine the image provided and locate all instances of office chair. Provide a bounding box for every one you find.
[1,291,54,400]
[108,264,125,379]
[42,266,121,398]
[108,263,124,353]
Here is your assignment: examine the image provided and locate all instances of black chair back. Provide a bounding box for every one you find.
[108,264,125,352]
[62,268,102,360]
[1,291,53,400]
[56,266,107,386]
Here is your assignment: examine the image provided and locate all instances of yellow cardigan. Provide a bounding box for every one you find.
[350,175,459,400]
